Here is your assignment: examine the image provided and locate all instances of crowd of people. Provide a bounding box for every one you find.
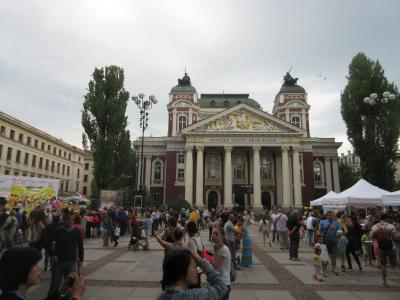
[1,194,400,299]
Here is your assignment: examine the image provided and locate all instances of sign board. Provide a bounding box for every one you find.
[0,175,59,207]
[100,190,123,208]
[233,184,253,194]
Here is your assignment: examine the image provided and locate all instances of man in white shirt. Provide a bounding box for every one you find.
[306,212,316,246]
[271,210,279,243]
[370,214,400,287]
[275,208,288,250]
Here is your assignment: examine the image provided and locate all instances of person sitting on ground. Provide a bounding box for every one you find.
[157,248,227,300]
[0,247,85,300]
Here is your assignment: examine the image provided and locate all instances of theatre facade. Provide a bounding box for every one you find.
[134,72,342,210]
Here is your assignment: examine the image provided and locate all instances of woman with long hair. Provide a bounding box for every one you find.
[0,247,85,300]
[211,226,231,300]
[237,216,253,267]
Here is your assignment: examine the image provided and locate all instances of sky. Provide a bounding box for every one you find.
[1,0,399,154]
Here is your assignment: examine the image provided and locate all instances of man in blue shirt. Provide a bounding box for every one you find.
[319,211,340,275]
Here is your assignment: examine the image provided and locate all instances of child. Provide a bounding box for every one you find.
[313,243,324,281]
[361,225,373,266]
[259,216,272,247]
[317,235,329,276]
[111,225,120,247]
[336,230,348,272]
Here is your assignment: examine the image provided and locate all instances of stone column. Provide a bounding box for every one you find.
[325,157,333,192]
[185,146,193,204]
[301,110,307,135]
[332,158,340,193]
[281,146,290,208]
[253,146,262,209]
[292,147,302,208]
[145,155,152,189]
[195,146,204,208]
[189,108,193,125]
[224,146,233,208]
[172,108,177,136]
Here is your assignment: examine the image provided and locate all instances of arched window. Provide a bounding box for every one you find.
[178,115,187,131]
[291,115,301,127]
[313,161,323,185]
[207,156,220,179]
[152,160,163,184]
[233,157,245,179]
[260,157,272,180]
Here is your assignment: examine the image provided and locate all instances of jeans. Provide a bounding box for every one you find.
[289,232,300,259]
[272,229,279,242]
[227,240,237,267]
[307,229,314,246]
[48,260,77,297]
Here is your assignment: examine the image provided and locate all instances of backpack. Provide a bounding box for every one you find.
[375,224,393,250]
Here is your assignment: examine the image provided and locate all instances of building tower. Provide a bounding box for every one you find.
[272,72,311,137]
[167,72,200,136]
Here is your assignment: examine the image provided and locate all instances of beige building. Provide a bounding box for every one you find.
[0,111,93,197]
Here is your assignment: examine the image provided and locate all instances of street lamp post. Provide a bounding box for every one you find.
[131,94,158,199]
[363,91,397,188]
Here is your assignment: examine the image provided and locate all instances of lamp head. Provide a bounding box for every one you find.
[139,93,145,99]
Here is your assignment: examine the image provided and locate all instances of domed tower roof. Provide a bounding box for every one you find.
[275,71,306,99]
[171,72,197,93]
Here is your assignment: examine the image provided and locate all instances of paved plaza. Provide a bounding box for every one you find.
[28,226,400,300]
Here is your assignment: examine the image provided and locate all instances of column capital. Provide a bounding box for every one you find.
[292,146,300,153]
[196,145,204,152]
[252,146,261,152]
[224,146,232,152]
[185,145,193,152]
[281,146,290,152]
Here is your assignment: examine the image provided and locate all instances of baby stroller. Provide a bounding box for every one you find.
[129,219,148,251]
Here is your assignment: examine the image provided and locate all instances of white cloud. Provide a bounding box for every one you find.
[0,0,399,155]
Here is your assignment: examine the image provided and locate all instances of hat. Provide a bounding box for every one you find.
[337,229,343,234]
[314,243,321,249]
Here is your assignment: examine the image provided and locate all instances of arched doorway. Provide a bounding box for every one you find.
[234,192,245,210]
[208,191,218,210]
[261,191,272,210]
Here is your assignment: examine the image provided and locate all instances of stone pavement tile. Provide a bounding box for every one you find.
[230,290,295,300]
[317,291,400,300]
[354,292,400,300]
[84,249,114,261]
[316,291,361,300]
[86,262,137,280]
[238,265,280,284]
[268,252,310,265]
[84,286,134,299]
[127,288,160,300]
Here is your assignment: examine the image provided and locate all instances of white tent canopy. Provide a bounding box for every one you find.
[322,179,389,208]
[382,190,400,206]
[310,191,338,207]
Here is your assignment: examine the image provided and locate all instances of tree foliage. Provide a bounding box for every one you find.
[82,66,135,196]
[338,162,361,191]
[341,52,400,190]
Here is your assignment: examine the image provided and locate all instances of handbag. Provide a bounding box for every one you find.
[201,248,214,263]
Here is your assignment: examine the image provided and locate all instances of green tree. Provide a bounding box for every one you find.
[338,162,361,191]
[341,52,400,190]
[82,65,135,196]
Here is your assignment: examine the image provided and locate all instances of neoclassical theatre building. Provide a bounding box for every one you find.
[134,72,341,210]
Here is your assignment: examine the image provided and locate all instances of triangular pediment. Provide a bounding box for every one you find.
[182,103,304,135]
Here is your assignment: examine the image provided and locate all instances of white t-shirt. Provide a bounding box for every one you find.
[306,216,315,230]
[215,245,231,285]
[188,236,203,253]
